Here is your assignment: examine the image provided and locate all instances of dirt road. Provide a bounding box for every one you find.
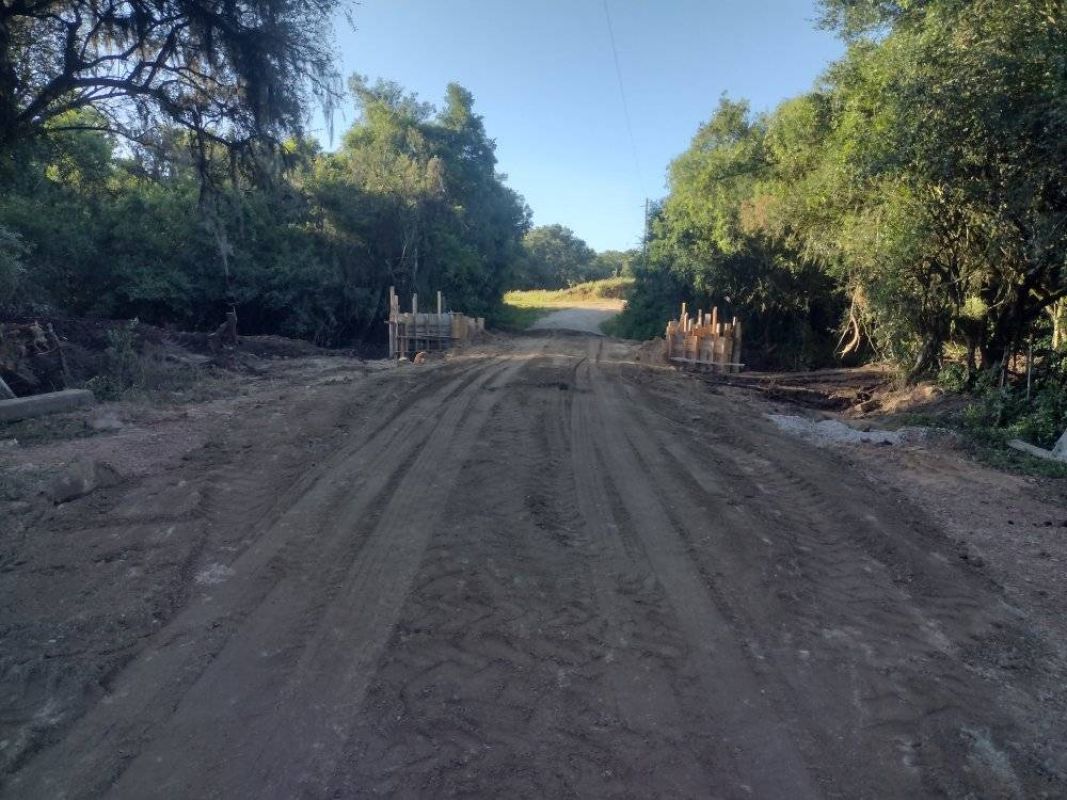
[530,305,620,335]
[3,334,1065,798]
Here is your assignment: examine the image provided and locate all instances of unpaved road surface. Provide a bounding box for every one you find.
[530,305,621,335]
[2,334,1066,798]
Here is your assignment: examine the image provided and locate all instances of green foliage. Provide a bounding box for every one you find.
[504,277,632,309]
[624,0,1066,379]
[592,250,639,279]
[936,362,970,394]
[958,354,1067,450]
[511,225,601,289]
[609,254,692,341]
[617,99,844,368]
[1,80,529,347]
[2,0,343,154]
[0,225,27,310]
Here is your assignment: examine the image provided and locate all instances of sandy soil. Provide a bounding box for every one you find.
[1,334,1065,798]
[530,304,621,335]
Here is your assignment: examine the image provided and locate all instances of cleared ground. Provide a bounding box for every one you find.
[529,305,621,335]
[2,334,1065,798]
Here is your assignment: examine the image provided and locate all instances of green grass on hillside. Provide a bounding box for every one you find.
[503,277,633,309]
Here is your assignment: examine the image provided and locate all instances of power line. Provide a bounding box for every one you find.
[602,0,644,194]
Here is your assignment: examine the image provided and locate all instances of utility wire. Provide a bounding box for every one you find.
[602,0,645,195]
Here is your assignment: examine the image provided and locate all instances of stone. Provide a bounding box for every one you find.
[44,459,121,504]
[87,412,124,432]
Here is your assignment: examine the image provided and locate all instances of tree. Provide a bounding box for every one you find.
[616,98,843,368]
[0,224,26,310]
[592,249,638,278]
[513,224,597,289]
[808,0,1067,375]
[0,0,345,153]
[0,76,530,345]
[622,0,1066,378]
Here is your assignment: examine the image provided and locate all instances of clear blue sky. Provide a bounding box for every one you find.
[313,1,843,252]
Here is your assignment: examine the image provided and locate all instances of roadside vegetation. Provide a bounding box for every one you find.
[504,277,633,309]
[509,226,637,290]
[1,0,1063,460]
[615,0,1066,448]
[497,278,632,331]
[1,77,529,345]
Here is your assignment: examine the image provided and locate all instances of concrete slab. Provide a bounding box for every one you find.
[1008,434,1067,463]
[0,389,94,423]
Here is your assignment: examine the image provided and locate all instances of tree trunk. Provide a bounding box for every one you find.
[965,336,978,378]
[1049,299,1067,351]
[907,334,942,383]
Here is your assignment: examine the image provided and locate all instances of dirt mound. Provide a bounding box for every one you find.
[1,317,346,398]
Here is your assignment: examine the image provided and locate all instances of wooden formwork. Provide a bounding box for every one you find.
[387,287,485,360]
[664,303,744,373]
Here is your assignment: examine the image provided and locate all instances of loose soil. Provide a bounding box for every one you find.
[1,334,1065,799]
[529,305,623,335]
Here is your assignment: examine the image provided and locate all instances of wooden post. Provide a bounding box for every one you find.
[412,293,419,356]
[388,286,396,359]
[732,317,742,373]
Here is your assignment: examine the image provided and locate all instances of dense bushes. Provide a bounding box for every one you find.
[1,80,530,345]
[509,225,629,290]
[616,0,1067,379]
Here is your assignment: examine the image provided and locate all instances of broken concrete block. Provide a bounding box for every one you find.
[1008,436,1067,464]
[44,459,121,504]
[0,389,94,423]
[87,412,124,432]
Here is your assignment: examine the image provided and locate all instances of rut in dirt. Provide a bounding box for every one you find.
[4,335,1065,800]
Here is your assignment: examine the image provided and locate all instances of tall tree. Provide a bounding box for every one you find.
[513,224,597,289]
[0,0,344,153]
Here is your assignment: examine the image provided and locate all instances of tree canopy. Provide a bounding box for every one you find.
[1,77,530,344]
[617,0,1067,377]
[511,224,606,289]
[0,0,344,153]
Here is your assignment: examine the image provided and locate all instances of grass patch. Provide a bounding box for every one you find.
[491,303,551,332]
[967,439,1067,478]
[884,406,1067,478]
[504,277,633,309]
[599,314,628,337]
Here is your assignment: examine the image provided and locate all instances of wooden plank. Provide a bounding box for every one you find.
[733,317,743,374]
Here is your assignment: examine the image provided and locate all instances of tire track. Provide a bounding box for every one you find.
[5,356,505,799]
[612,358,1058,798]
[572,344,820,799]
[329,352,698,797]
[101,354,527,799]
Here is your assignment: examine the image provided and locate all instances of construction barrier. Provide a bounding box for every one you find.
[387,287,484,360]
[664,303,743,372]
